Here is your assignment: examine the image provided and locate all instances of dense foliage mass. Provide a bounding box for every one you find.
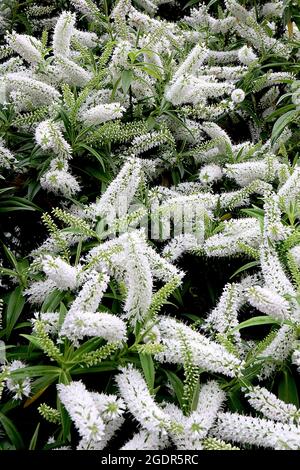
[1,0,300,451]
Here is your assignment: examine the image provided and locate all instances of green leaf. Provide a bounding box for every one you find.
[30,374,58,396]
[76,143,106,171]
[9,365,61,380]
[183,0,207,9]
[71,362,116,374]
[266,103,295,121]
[20,334,45,351]
[58,371,72,442]
[5,286,25,339]
[191,379,200,412]
[271,109,299,146]
[227,390,245,413]
[278,369,299,408]
[41,290,65,313]
[0,413,24,449]
[71,337,102,360]
[121,69,133,95]
[24,374,57,407]
[182,313,202,323]
[2,244,19,271]
[58,302,68,331]
[140,65,161,80]
[139,353,155,392]
[0,267,19,278]
[0,197,41,213]
[231,316,280,333]
[241,207,265,220]
[164,370,184,408]
[230,261,260,279]
[29,423,40,450]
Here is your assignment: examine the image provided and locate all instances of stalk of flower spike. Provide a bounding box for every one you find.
[166,75,234,106]
[72,30,98,48]
[199,164,223,184]
[173,43,208,82]
[237,45,258,65]
[40,166,80,197]
[204,283,242,342]
[78,393,125,449]
[200,122,232,153]
[192,381,226,433]
[278,168,300,205]
[258,325,297,380]
[145,245,185,283]
[162,234,199,261]
[68,270,110,313]
[263,192,291,241]
[25,279,57,305]
[164,381,225,450]
[185,382,225,448]
[292,349,300,373]
[70,0,100,22]
[224,157,279,187]
[260,245,295,296]
[289,246,300,267]
[261,2,284,18]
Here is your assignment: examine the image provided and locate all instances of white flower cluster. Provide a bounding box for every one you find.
[58,381,125,449]
[155,316,244,377]
[0,138,17,170]
[80,103,126,126]
[116,365,170,434]
[4,361,31,400]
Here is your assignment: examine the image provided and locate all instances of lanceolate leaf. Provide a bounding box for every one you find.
[5,287,25,339]
[231,316,281,333]
[139,352,155,392]
[271,109,299,146]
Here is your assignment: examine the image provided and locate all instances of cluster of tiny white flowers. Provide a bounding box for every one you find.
[155,316,244,377]
[4,361,31,400]
[246,385,300,424]
[6,31,43,65]
[0,138,17,169]
[80,103,126,126]
[215,411,300,450]
[116,364,170,434]
[58,381,125,449]
[42,255,80,291]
